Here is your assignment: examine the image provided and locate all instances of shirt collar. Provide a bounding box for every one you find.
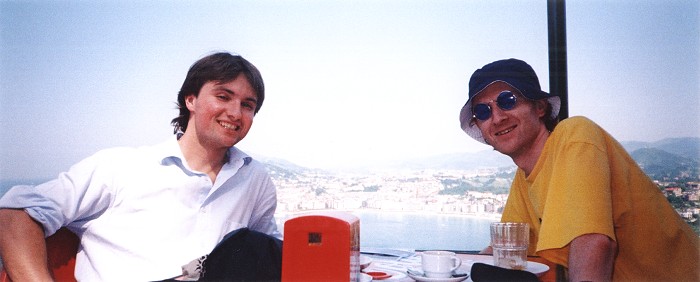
[159,137,253,167]
[227,146,253,165]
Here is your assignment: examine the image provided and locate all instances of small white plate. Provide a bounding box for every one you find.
[522,261,549,276]
[406,267,469,282]
[360,273,373,282]
[406,273,468,282]
[474,260,550,276]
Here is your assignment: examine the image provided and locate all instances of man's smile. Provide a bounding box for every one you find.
[218,121,240,131]
[495,125,516,136]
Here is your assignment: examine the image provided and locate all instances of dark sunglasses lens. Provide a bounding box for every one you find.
[473,104,491,121]
[496,91,517,110]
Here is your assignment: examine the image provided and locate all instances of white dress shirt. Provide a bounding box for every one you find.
[0,138,280,281]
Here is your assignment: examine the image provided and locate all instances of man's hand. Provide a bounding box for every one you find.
[0,209,53,282]
[568,233,617,282]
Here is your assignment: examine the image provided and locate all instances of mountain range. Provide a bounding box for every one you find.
[624,138,700,180]
[261,137,700,179]
[621,137,700,160]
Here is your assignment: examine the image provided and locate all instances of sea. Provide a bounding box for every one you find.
[340,210,495,251]
[275,210,497,252]
[0,182,495,268]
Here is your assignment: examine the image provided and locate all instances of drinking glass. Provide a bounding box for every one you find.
[490,222,529,270]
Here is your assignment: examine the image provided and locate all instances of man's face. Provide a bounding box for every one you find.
[472,82,548,158]
[185,74,257,150]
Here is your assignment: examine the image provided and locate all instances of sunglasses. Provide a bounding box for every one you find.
[472,91,518,121]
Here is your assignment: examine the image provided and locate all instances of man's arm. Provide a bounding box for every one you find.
[0,209,53,282]
[568,233,617,282]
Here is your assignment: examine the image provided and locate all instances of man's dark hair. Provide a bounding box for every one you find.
[171,52,265,134]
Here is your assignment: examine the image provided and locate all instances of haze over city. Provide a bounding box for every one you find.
[1,1,698,181]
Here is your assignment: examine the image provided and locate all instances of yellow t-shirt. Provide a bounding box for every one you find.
[501,116,699,281]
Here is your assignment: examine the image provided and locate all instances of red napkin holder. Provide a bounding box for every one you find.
[281,211,360,282]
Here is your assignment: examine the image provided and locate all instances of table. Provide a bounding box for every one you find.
[361,252,560,282]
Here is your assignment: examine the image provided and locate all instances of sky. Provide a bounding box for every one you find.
[1,0,698,180]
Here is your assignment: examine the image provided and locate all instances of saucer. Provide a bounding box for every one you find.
[406,267,469,282]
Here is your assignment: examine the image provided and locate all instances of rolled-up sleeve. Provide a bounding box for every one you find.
[0,149,118,236]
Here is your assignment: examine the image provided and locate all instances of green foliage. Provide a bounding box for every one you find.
[666,194,686,208]
[363,185,380,192]
[439,178,510,195]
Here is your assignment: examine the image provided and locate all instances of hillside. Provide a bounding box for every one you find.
[622,137,700,161]
[630,147,699,180]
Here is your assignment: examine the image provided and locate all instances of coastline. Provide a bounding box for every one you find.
[275,208,502,222]
[352,209,502,221]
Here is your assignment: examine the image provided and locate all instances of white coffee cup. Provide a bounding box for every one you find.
[420,250,462,278]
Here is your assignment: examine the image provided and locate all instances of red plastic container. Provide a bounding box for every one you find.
[281,211,360,282]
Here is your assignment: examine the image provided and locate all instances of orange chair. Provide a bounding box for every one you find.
[0,227,79,282]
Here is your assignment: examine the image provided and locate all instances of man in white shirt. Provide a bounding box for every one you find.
[0,52,280,281]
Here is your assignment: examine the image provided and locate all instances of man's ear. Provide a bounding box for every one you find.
[185,95,197,111]
[535,100,548,118]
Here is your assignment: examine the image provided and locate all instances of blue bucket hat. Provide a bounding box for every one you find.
[459,58,561,143]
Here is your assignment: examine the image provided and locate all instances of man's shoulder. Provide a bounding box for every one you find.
[551,116,623,153]
[555,116,599,131]
[89,146,140,161]
[88,139,176,163]
[552,116,607,139]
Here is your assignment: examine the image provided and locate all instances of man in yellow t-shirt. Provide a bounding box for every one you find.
[458,58,699,281]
